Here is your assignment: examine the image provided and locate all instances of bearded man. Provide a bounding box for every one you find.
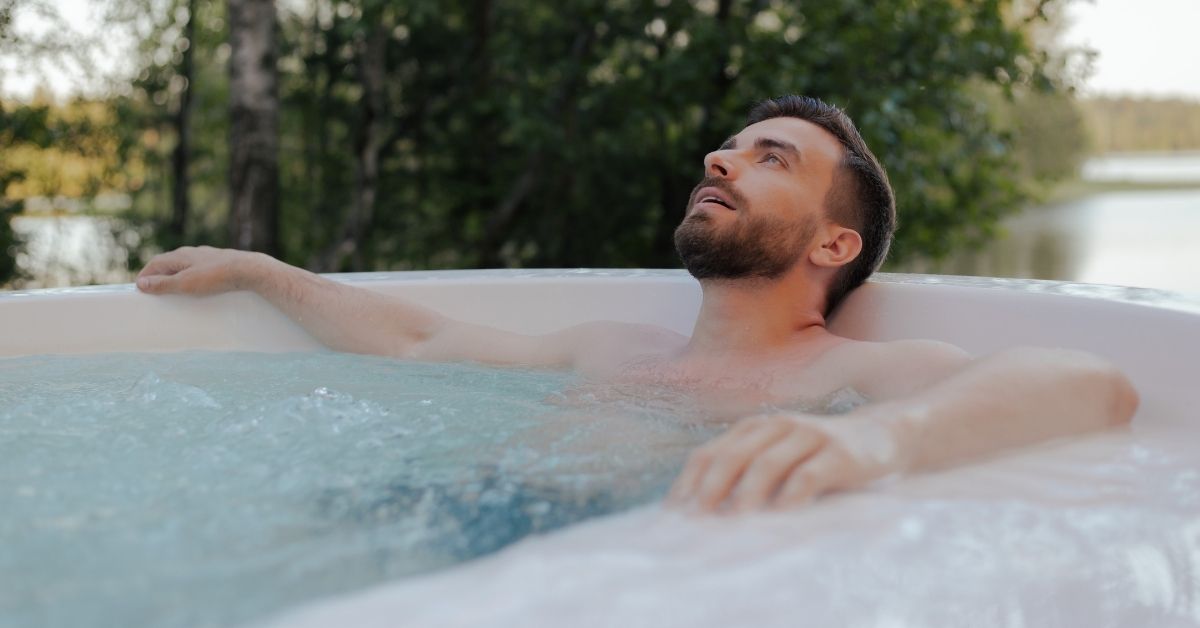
[136,95,1138,513]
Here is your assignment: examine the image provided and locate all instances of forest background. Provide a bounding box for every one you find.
[3,0,1199,288]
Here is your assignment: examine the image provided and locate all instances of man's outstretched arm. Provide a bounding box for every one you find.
[667,346,1139,513]
[136,246,602,366]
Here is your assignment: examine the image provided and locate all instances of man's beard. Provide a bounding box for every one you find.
[674,183,816,281]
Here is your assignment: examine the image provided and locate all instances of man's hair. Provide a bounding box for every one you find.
[746,95,896,316]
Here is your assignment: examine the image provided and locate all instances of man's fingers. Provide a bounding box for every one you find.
[730,430,825,512]
[667,445,713,505]
[137,271,184,294]
[691,420,790,512]
[772,446,849,509]
[137,250,193,280]
[668,418,771,506]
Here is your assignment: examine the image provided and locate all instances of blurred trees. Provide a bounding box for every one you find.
[1082,97,1200,153]
[169,0,196,244]
[4,0,1091,282]
[228,0,280,254]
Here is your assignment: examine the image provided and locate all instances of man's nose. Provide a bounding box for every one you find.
[703,150,737,179]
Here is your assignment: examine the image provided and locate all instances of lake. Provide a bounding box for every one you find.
[898,152,1200,297]
[10,214,133,288]
[9,152,1200,295]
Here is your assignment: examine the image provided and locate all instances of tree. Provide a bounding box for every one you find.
[227,0,279,254]
[169,0,196,244]
[111,0,1083,276]
[0,101,41,285]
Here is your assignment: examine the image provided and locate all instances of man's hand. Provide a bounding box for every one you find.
[666,413,906,513]
[667,346,1137,515]
[136,246,270,296]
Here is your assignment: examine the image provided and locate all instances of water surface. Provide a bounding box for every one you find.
[931,188,1200,294]
[1,351,725,628]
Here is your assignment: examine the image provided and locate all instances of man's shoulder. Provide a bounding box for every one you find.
[557,320,688,374]
[566,320,689,350]
[826,336,968,362]
[824,337,971,400]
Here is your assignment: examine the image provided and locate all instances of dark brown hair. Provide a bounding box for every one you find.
[746,95,896,316]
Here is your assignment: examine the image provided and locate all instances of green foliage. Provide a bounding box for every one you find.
[0,100,53,285]
[1007,87,1089,186]
[17,0,1082,278]
[107,0,231,248]
[255,0,1068,271]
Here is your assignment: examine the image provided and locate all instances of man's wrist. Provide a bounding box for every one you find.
[232,251,279,292]
[842,401,925,476]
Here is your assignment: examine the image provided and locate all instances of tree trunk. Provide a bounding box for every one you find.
[169,0,195,246]
[321,20,389,271]
[227,0,279,255]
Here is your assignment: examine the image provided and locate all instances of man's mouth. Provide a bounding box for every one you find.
[694,186,738,212]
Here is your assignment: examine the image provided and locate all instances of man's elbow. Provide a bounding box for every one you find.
[1003,346,1139,427]
[1067,350,1139,427]
[1101,364,1139,427]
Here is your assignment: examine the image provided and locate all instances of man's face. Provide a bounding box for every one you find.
[674,117,843,281]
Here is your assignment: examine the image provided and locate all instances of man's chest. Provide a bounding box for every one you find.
[598,352,865,418]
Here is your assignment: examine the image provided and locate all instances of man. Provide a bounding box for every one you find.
[136,95,1138,514]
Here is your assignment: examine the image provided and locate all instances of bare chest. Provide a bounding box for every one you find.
[592,352,863,418]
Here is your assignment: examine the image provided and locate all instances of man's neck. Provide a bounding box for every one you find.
[683,275,832,359]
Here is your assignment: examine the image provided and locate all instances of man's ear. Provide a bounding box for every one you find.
[810,225,862,269]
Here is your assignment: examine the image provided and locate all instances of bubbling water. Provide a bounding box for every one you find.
[3,351,856,628]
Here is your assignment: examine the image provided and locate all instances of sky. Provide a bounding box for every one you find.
[1060,0,1200,99]
[2,0,1199,101]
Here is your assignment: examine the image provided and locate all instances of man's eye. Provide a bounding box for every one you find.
[763,153,784,165]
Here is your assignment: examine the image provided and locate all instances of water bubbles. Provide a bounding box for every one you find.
[125,371,222,410]
[0,351,819,627]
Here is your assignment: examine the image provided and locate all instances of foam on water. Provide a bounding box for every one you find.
[0,351,736,628]
[264,429,1200,628]
[7,351,1199,628]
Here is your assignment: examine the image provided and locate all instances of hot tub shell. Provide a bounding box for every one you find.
[3,270,1199,627]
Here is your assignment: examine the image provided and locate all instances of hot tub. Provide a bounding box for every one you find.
[3,270,1199,627]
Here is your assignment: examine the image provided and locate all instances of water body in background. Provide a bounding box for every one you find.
[10,153,1200,294]
[907,152,1200,296]
[1082,151,1200,183]
[11,214,134,288]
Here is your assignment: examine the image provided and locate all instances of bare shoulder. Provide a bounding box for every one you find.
[559,320,689,375]
[828,338,972,401]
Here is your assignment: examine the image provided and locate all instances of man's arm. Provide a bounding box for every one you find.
[136,246,645,367]
[667,345,1139,513]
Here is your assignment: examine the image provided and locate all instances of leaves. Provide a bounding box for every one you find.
[6,0,1085,281]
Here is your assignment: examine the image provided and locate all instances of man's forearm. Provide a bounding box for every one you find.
[138,246,581,366]
[862,347,1139,473]
[239,254,446,357]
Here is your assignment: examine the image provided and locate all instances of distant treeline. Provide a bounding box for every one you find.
[1080,96,1200,153]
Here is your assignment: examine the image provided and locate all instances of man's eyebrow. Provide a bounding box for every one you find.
[716,136,803,161]
[754,137,802,160]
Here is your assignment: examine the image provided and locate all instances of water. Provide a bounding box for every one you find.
[0,351,731,628]
[11,154,1200,294]
[1082,151,1200,183]
[923,153,1200,295]
[931,188,1200,294]
[9,215,133,288]
[269,423,1200,628]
